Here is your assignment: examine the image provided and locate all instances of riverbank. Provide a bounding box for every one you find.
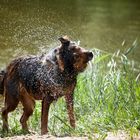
[1,131,140,140]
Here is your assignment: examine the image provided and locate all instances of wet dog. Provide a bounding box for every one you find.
[0,36,93,135]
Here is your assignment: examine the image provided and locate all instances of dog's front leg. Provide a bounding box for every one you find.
[65,93,75,128]
[41,96,53,135]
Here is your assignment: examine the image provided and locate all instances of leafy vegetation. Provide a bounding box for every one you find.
[0,49,140,139]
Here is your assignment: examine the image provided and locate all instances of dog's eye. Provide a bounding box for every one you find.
[74,53,80,59]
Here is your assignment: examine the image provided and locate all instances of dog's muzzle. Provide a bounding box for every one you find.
[87,52,93,61]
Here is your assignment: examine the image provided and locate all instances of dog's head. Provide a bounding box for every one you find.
[55,36,93,73]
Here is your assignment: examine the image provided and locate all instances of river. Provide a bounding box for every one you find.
[0,0,140,69]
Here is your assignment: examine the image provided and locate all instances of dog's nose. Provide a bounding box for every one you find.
[87,52,93,61]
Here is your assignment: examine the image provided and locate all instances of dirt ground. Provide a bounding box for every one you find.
[1,131,140,140]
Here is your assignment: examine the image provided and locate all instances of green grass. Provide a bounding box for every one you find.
[0,49,140,139]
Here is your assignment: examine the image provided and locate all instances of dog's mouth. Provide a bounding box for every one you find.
[74,63,87,72]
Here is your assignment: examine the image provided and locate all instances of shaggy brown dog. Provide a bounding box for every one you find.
[0,36,93,135]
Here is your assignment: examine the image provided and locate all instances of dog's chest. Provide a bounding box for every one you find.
[36,66,76,98]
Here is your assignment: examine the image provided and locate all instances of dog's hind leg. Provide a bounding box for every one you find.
[2,92,19,132]
[19,88,35,132]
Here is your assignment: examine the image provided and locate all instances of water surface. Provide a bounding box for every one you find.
[0,0,140,69]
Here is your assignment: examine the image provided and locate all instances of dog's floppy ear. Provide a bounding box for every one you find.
[56,36,71,72]
[55,48,64,72]
[56,53,65,72]
[58,36,70,47]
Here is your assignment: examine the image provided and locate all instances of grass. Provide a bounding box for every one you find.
[0,48,140,139]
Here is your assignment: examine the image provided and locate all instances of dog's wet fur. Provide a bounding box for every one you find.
[0,36,93,135]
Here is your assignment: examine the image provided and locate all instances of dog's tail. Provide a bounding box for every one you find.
[0,70,5,95]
